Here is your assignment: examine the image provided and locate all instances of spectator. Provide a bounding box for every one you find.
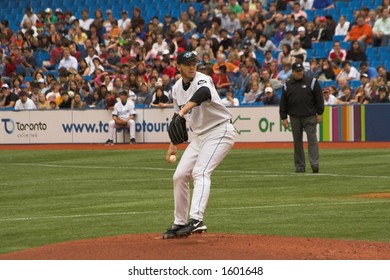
[150,85,169,108]
[344,15,373,49]
[371,85,390,103]
[277,60,292,82]
[235,64,251,93]
[377,65,390,81]
[20,7,38,28]
[135,81,152,106]
[350,87,370,104]
[322,87,339,105]
[337,60,361,81]
[335,15,350,36]
[300,0,314,10]
[219,29,234,54]
[262,86,280,105]
[225,10,241,34]
[42,41,63,70]
[0,84,17,108]
[338,85,354,102]
[259,68,283,91]
[48,99,58,109]
[58,90,72,109]
[328,41,347,62]
[242,82,262,104]
[373,7,390,46]
[296,26,312,49]
[278,30,297,49]
[37,92,50,109]
[262,50,277,69]
[257,34,278,53]
[290,40,307,63]
[306,58,321,78]
[212,53,239,74]
[195,37,215,61]
[131,7,145,30]
[346,40,367,62]
[317,16,335,41]
[103,9,114,32]
[359,61,378,79]
[221,87,239,106]
[58,47,78,73]
[318,59,335,81]
[71,92,85,108]
[278,43,293,65]
[292,3,307,20]
[13,90,36,110]
[215,64,233,96]
[197,11,212,34]
[77,9,92,32]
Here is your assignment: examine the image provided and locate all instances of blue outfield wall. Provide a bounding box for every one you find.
[365,104,390,141]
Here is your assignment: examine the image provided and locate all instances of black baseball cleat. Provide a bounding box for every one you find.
[162,224,185,239]
[104,139,114,146]
[176,219,207,237]
[312,165,319,173]
[130,138,136,144]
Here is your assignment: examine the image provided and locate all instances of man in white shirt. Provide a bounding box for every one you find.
[118,10,131,31]
[79,9,94,31]
[336,60,361,81]
[14,91,37,110]
[20,7,37,28]
[104,90,136,145]
[373,7,390,46]
[84,46,99,74]
[58,47,78,73]
[322,87,338,105]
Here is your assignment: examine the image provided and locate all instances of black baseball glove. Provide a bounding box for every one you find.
[168,113,188,145]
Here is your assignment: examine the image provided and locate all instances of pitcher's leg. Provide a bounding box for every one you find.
[173,140,199,225]
[290,116,305,172]
[189,126,236,221]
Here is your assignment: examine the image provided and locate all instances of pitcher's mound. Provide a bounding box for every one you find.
[1,233,390,260]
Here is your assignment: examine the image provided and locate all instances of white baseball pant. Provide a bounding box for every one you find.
[173,122,236,225]
[107,120,136,140]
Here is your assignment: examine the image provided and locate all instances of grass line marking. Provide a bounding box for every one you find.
[7,163,390,180]
[1,200,389,223]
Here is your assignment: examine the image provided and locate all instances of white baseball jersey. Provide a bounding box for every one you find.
[172,72,232,135]
[112,99,136,120]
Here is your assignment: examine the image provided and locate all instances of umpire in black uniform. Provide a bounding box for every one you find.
[279,62,324,173]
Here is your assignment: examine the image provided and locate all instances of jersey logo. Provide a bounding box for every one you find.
[198,80,207,85]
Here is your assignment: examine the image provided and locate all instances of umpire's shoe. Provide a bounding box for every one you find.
[311,165,319,173]
[176,219,207,237]
[162,224,185,239]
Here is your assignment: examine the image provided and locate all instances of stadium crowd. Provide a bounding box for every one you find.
[0,0,390,111]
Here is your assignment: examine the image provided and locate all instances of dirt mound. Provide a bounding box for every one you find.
[1,233,389,260]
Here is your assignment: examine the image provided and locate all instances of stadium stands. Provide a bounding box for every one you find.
[0,0,389,108]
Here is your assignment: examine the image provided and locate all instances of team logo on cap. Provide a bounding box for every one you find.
[184,52,193,58]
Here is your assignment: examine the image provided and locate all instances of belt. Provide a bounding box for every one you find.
[215,119,232,127]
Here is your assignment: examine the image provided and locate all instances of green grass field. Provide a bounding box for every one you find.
[0,148,390,254]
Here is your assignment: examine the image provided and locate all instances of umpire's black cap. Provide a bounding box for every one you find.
[177,51,198,65]
[292,62,304,71]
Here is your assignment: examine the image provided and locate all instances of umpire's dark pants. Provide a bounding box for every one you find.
[290,115,319,172]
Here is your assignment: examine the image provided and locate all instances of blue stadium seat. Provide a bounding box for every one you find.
[350,80,361,89]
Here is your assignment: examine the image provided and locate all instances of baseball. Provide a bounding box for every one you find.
[169,155,177,163]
